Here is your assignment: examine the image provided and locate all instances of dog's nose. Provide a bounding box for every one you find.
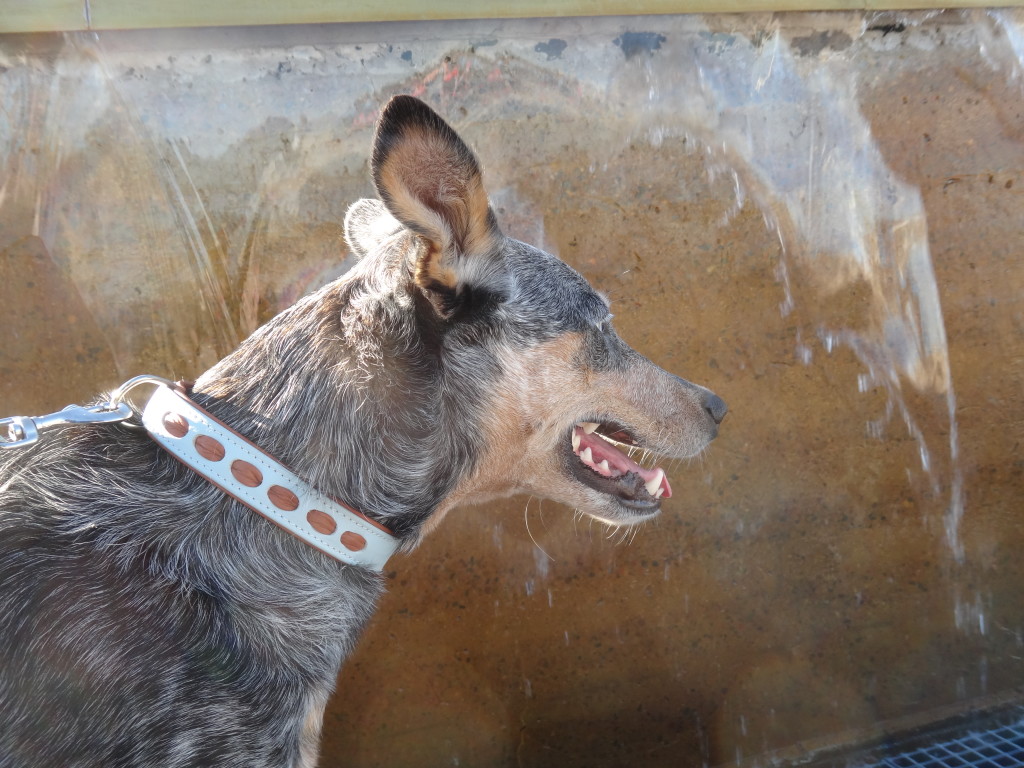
[702,392,728,425]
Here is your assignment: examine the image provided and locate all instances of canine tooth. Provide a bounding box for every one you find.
[572,431,581,452]
[598,460,610,474]
[654,487,665,499]
[644,468,665,496]
[580,447,593,464]
[581,422,599,434]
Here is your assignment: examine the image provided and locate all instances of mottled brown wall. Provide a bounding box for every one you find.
[1,11,1022,766]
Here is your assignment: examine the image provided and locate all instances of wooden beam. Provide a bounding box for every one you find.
[0,0,1020,34]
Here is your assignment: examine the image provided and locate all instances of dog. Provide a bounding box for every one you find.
[0,95,726,767]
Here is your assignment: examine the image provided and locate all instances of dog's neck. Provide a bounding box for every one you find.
[188,271,479,545]
[142,383,401,570]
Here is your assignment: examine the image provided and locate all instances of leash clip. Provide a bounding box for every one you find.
[0,375,176,450]
[0,402,134,450]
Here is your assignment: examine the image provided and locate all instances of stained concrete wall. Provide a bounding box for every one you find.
[1,10,1022,766]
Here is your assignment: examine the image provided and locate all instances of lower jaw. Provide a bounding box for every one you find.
[567,458,661,510]
[614,497,662,513]
[565,469,662,524]
[583,500,662,527]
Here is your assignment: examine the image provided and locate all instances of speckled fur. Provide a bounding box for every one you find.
[0,95,724,767]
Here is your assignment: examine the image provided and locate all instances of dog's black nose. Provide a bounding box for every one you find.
[703,392,728,425]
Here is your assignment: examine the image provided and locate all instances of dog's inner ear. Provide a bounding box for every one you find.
[371,95,501,314]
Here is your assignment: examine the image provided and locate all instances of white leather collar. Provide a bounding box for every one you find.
[141,383,400,571]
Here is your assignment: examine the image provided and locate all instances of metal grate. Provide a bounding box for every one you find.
[859,716,1024,768]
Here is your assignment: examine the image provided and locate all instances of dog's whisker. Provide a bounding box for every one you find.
[626,524,639,547]
[572,508,585,537]
[523,497,554,563]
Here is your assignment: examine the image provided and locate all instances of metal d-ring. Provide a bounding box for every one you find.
[105,374,179,429]
[108,375,177,409]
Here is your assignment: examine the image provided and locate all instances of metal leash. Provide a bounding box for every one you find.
[0,375,176,450]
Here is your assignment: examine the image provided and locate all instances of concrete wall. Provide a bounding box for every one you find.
[1,10,1022,765]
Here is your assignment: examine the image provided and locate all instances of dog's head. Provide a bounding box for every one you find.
[342,95,725,531]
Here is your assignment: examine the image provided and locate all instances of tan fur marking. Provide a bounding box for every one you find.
[296,693,328,768]
[423,333,586,535]
[414,241,459,291]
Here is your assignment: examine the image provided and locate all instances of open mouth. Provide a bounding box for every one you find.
[566,420,673,513]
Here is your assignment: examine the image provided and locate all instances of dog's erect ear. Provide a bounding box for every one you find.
[344,198,404,259]
[371,95,502,307]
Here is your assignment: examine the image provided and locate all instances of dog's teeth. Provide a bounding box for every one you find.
[572,431,581,452]
[580,447,593,464]
[654,486,665,499]
[644,468,665,496]
[598,460,610,474]
[581,422,599,434]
